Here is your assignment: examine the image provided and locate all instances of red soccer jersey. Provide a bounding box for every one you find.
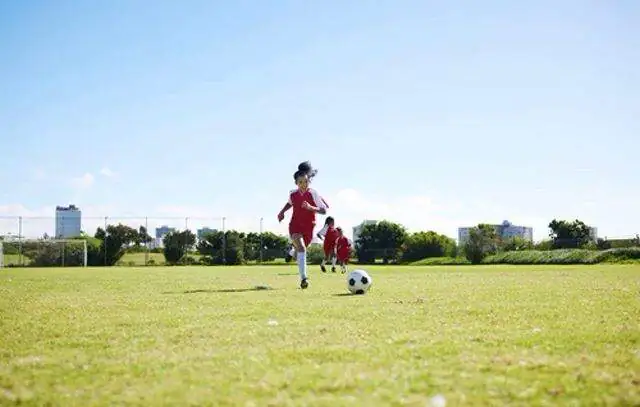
[288,188,328,230]
[336,236,351,258]
[322,226,339,249]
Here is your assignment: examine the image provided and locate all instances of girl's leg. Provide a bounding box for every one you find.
[321,249,330,272]
[290,233,308,287]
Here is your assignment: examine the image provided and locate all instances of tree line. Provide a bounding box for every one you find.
[353,218,638,264]
[2,218,638,267]
[1,224,290,267]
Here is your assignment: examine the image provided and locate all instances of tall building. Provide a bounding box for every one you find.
[155,225,175,239]
[458,220,533,244]
[152,225,176,248]
[352,220,378,245]
[55,205,82,238]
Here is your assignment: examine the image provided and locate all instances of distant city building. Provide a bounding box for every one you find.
[197,227,217,240]
[153,225,176,248]
[458,220,533,244]
[55,205,82,238]
[155,225,175,239]
[352,220,378,245]
[589,227,598,241]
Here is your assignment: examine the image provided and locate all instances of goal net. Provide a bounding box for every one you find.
[0,239,88,268]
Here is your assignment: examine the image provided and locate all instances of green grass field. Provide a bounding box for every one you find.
[1,265,638,406]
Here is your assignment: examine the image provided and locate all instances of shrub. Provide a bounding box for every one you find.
[306,244,325,265]
[481,248,640,265]
[598,247,640,262]
[163,230,196,265]
[410,257,471,266]
[22,240,91,267]
[197,230,245,265]
[178,256,198,265]
[463,224,500,264]
[401,231,456,262]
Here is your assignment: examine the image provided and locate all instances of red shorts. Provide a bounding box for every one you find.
[337,250,350,263]
[323,243,336,257]
[289,223,314,247]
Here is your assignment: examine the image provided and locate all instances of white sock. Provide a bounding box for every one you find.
[297,252,307,280]
[289,247,295,257]
[321,258,326,266]
[331,257,337,267]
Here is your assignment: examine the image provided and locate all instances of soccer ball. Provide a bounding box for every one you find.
[347,269,372,295]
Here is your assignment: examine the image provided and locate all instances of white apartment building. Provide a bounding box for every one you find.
[458,220,533,244]
[55,205,82,238]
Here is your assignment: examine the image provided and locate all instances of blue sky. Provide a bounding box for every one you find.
[1,0,638,241]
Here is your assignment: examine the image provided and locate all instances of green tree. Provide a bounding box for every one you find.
[355,221,408,264]
[243,232,261,261]
[463,224,500,264]
[401,231,456,262]
[94,224,139,266]
[534,239,553,251]
[137,226,153,246]
[20,240,89,267]
[501,236,533,252]
[163,230,196,264]
[259,232,289,261]
[306,243,325,265]
[197,230,245,265]
[548,219,592,249]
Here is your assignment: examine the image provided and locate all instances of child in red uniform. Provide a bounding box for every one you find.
[335,227,352,274]
[277,162,328,289]
[316,216,339,273]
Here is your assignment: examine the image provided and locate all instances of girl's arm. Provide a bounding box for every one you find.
[278,202,292,222]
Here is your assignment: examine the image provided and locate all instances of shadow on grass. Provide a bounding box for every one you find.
[164,286,275,294]
[332,293,362,297]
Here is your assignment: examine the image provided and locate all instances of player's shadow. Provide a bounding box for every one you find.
[163,286,275,295]
[332,293,359,297]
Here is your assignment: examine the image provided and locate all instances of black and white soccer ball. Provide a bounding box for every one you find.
[347,269,372,295]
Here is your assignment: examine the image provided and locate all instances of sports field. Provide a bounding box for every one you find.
[1,265,638,406]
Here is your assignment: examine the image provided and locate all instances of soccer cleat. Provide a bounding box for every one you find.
[331,266,336,273]
[300,279,309,289]
[320,265,327,273]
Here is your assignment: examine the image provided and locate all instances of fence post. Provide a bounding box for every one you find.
[259,217,263,265]
[222,217,226,265]
[18,216,23,266]
[145,217,149,266]
[104,217,108,266]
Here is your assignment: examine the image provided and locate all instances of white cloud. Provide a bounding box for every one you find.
[71,173,95,189]
[0,204,117,239]
[328,188,460,239]
[99,167,116,177]
[0,204,53,217]
[8,189,622,243]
